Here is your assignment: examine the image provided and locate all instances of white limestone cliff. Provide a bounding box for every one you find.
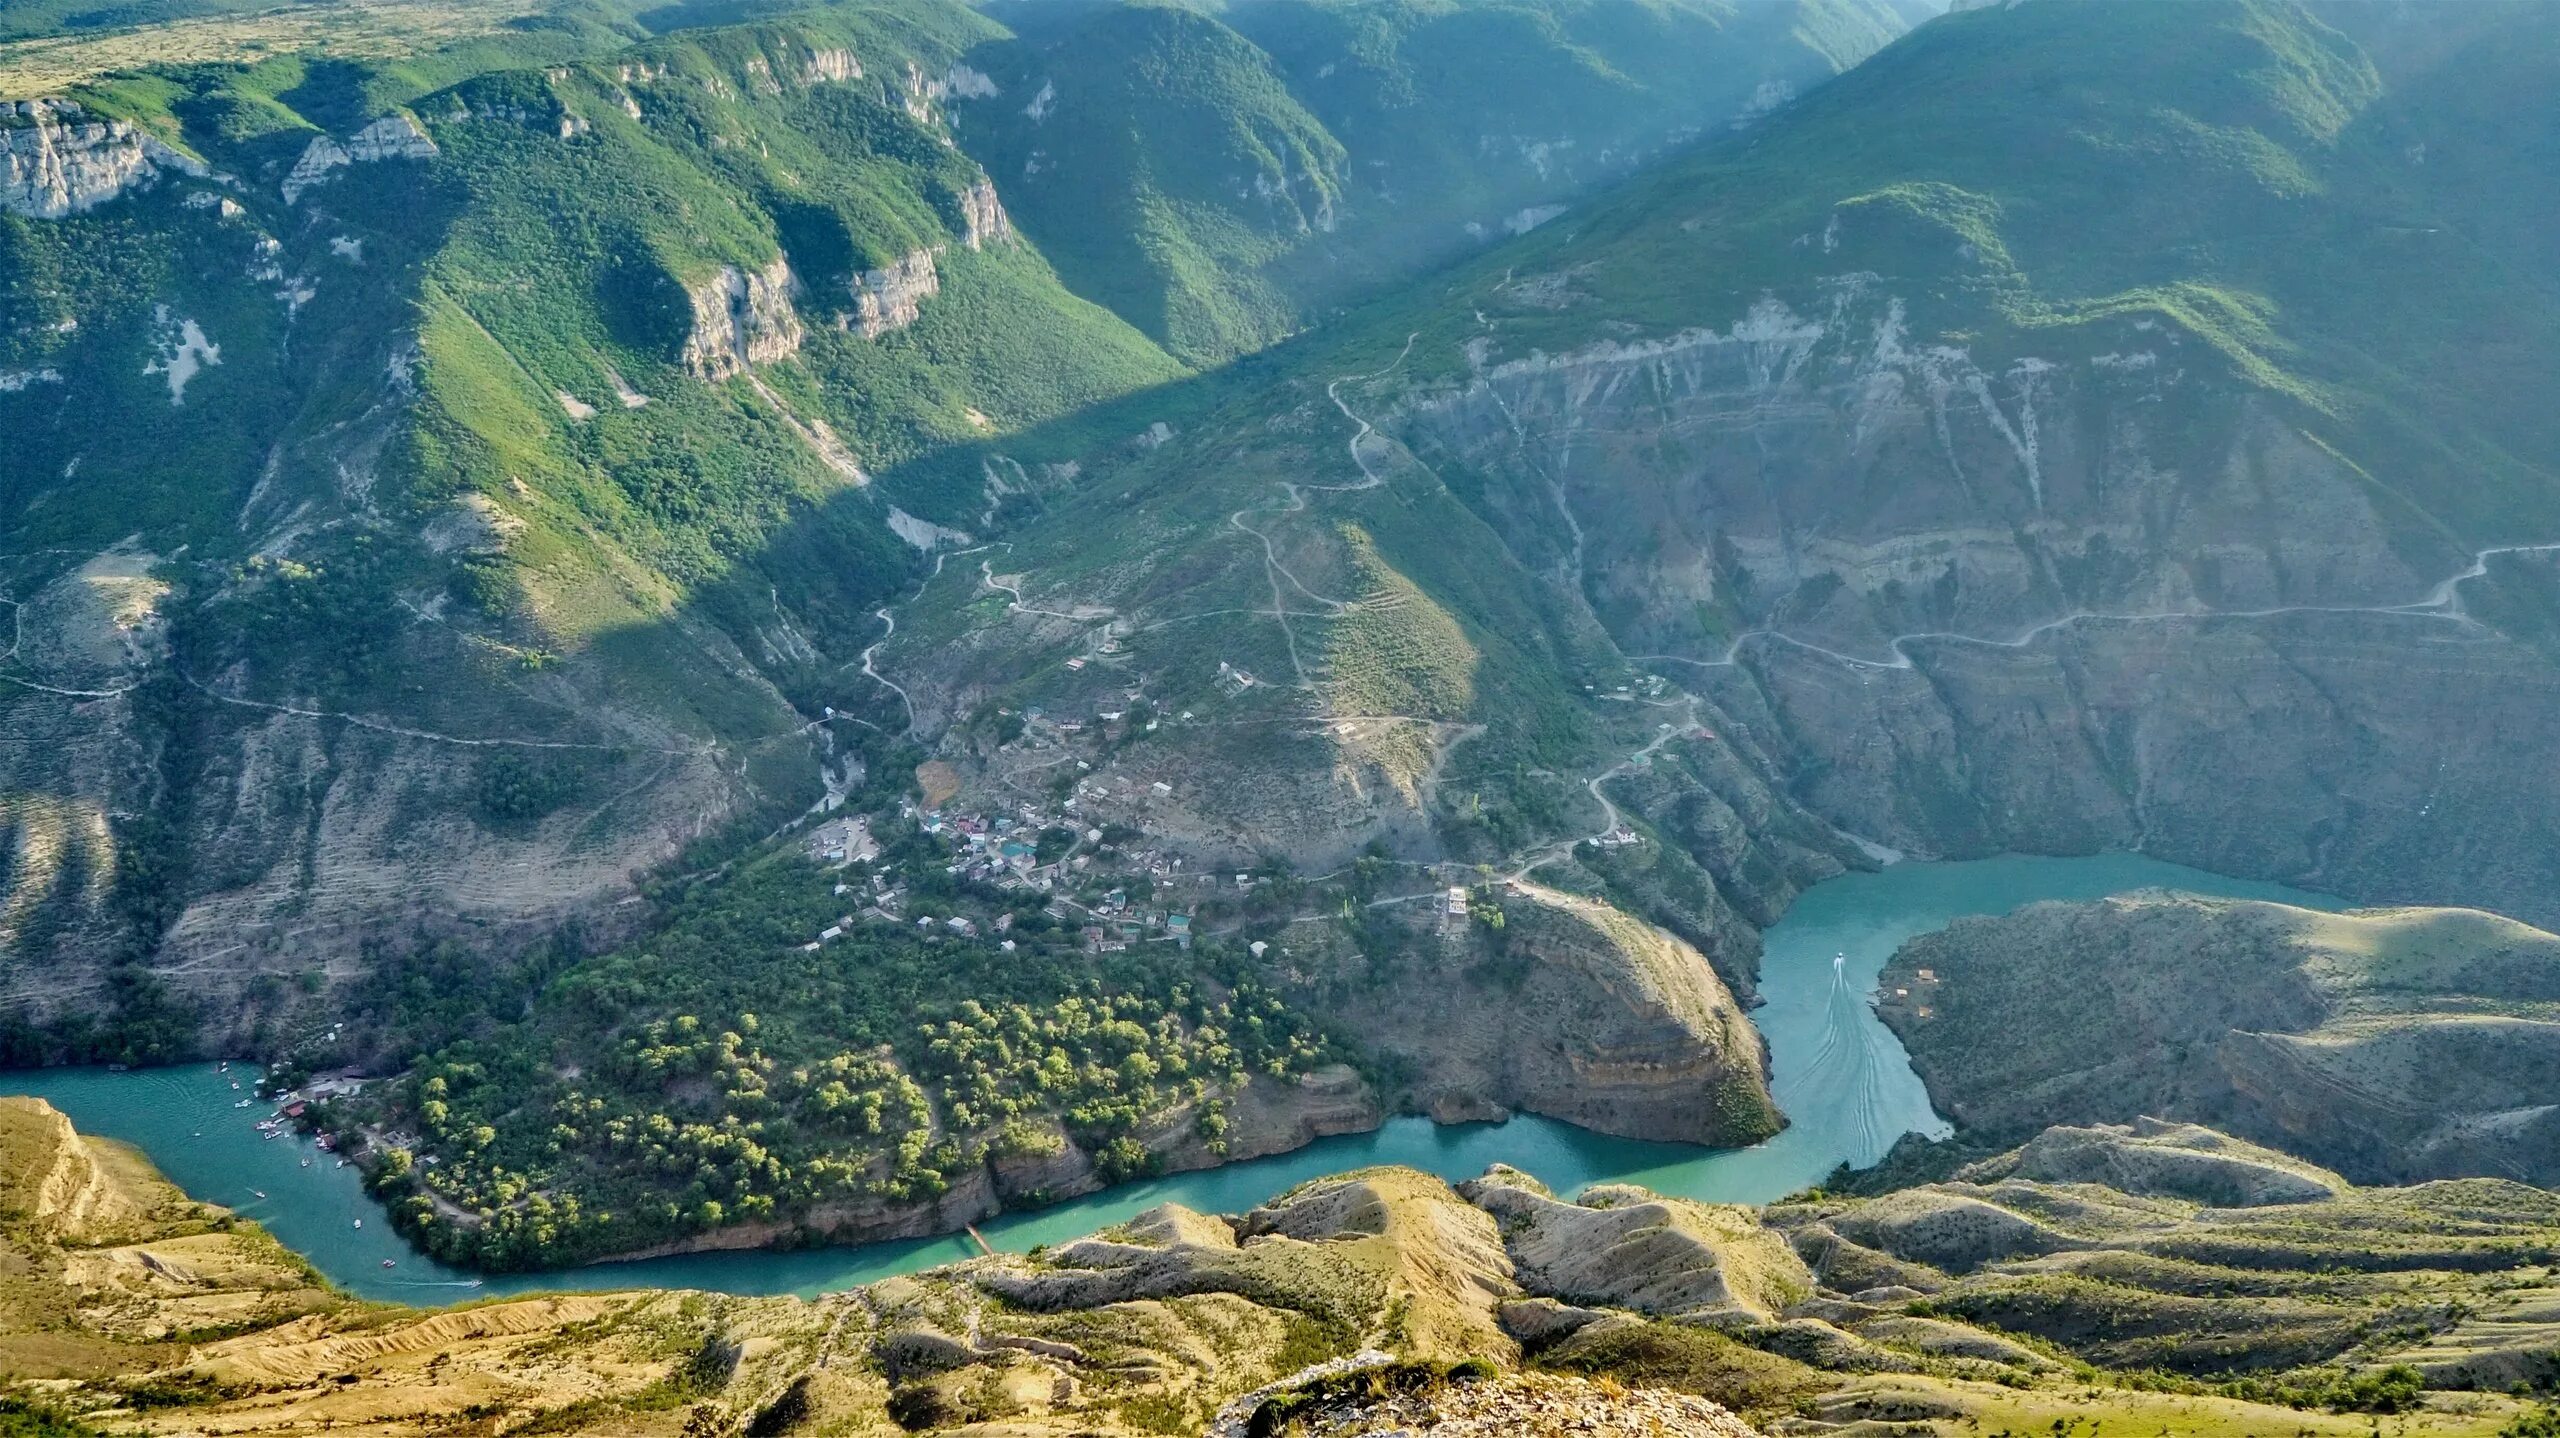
[846,250,940,337]
[281,114,437,205]
[802,48,861,85]
[958,177,1012,250]
[682,256,804,380]
[1,99,205,219]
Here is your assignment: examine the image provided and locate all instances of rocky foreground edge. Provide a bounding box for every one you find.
[3,1095,2557,1436]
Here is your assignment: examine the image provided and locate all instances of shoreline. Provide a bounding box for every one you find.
[0,854,2349,1300]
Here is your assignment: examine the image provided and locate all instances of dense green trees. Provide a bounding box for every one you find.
[350,849,1335,1269]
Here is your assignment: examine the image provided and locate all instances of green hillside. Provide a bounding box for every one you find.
[0,0,1932,1061]
[948,0,1920,361]
[0,0,1193,1055]
[1376,0,2560,537]
[872,0,2560,938]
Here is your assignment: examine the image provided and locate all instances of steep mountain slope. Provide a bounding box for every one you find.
[1880,894,2560,1186]
[0,0,1931,1061]
[885,0,2560,961]
[0,0,1185,1053]
[945,0,1924,362]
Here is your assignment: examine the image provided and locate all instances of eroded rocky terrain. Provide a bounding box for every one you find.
[6,1098,2557,1435]
[1880,895,2560,1186]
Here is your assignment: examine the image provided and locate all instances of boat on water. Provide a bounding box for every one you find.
[250,1190,266,1200]
[380,1259,395,1269]
[352,1218,362,1229]
[300,1158,310,1168]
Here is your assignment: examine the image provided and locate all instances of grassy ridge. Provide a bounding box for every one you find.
[950,0,1918,362]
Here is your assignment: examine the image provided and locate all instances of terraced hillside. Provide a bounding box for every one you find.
[6,1098,2558,1436]
[1879,895,2560,1187]
[883,0,2560,958]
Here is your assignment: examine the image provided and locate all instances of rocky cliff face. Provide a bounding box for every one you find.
[847,249,940,337]
[1405,289,2441,659]
[1494,885,1779,1145]
[1,98,203,218]
[0,545,749,1045]
[681,255,805,380]
[1393,282,2560,926]
[802,46,861,85]
[1312,884,1780,1147]
[1879,894,2560,1185]
[957,175,1011,249]
[281,114,437,205]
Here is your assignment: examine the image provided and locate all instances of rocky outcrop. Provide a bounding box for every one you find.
[901,60,1002,129]
[957,177,1012,249]
[1299,883,1777,1148]
[1958,1119,2346,1206]
[142,306,220,404]
[1461,1168,1810,1322]
[1880,894,2560,1185]
[1195,1064,1382,1163]
[344,113,439,163]
[1498,886,1779,1144]
[1,99,204,218]
[802,47,861,85]
[281,114,437,204]
[0,1097,138,1240]
[681,256,804,380]
[1262,1372,1766,1438]
[846,249,939,337]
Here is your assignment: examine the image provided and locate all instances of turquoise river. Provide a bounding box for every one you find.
[0,854,2338,1303]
